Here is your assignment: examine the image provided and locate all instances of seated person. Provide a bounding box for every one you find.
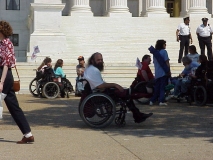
[190,55,207,82]
[83,52,153,123]
[173,56,200,98]
[54,59,73,97]
[187,45,200,63]
[54,59,66,78]
[137,55,155,93]
[76,56,85,78]
[36,57,52,79]
[75,56,86,96]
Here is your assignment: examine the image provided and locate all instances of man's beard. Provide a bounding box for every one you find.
[93,62,104,71]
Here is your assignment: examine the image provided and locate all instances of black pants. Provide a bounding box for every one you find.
[0,68,31,134]
[198,36,213,61]
[178,35,190,62]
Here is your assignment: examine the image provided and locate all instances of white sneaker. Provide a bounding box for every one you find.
[159,102,167,106]
[165,95,173,101]
[149,101,153,106]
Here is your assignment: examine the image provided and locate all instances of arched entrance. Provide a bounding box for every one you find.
[165,0,181,17]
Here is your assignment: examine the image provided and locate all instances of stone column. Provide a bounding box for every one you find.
[27,0,66,62]
[108,0,132,17]
[188,0,208,14]
[140,0,149,17]
[146,0,169,17]
[180,0,190,17]
[70,0,93,16]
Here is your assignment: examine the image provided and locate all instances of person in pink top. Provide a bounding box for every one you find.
[0,21,34,144]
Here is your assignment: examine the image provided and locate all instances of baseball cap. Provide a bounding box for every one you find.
[77,56,84,61]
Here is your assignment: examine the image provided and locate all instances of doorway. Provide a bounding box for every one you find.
[165,0,181,17]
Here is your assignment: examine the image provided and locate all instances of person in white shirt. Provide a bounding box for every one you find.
[176,17,193,63]
[84,52,153,123]
[196,18,213,61]
[187,45,200,62]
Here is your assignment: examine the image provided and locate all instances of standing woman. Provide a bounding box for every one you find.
[0,21,34,143]
[149,40,170,106]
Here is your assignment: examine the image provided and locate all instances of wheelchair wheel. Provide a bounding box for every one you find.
[194,86,207,106]
[133,81,150,104]
[29,78,39,97]
[79,93,116,128]
[42,82,60,99]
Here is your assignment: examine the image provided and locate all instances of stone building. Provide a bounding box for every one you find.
[0,0,212,63]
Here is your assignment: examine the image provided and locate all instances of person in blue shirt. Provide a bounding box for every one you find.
[173,56,200,98]
[54,59,66,78]
[149,40,171,106]
[53,59,73,97]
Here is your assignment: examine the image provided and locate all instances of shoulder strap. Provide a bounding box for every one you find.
[14,66,20,81]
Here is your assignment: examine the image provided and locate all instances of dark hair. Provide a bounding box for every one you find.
[37,57,52,71]
[0,21,13,38]
[182,56,192,64]
[142,55,150,61]
[183,17,189,22]
[155,40,166,50]
[87,52,101,66]
[54,59,63,71]
[189,45,197,53]
[199,55,207,63]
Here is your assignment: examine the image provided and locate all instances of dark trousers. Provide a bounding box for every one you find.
[179,35,190,62]
[0,68,31,134]
[106,88,142,118]
[198,36,213,61]
[150,76,168,103]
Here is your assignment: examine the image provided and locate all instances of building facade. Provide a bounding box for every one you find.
[0,0,212,62]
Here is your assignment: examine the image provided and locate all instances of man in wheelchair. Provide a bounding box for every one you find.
[132,54,155,94]
[83,52,153,123]
[172,56,200,99]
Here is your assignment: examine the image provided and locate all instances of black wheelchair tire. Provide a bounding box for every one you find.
[42,82,60,99]
[29,78,39,97]
[194,86,207,106]
[79,93,116,128]
[133,81,150,104]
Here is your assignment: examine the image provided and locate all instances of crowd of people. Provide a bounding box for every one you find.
[1,16,213,144]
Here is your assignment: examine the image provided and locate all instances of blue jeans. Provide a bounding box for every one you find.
[150,76,168,103]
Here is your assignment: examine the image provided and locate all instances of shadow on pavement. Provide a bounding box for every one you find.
[1,95,213,143]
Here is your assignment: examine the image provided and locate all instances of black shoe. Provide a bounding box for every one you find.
[178,60,181,63]
[134,113,153,123]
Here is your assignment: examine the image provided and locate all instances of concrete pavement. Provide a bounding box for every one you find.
[0,94,213,160]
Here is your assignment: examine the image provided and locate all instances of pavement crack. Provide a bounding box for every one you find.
[102,130,141,160]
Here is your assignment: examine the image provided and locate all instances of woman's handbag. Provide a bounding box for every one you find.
[13,66,20,92]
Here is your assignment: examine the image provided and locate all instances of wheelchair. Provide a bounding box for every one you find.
[193,61,213,106]
[78,79,151,128]
[29,67,73,99]
[130,77,174,104]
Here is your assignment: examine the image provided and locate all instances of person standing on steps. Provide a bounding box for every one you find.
[176,17,193,63]
[196,17,213,61]
[0,20,34,144]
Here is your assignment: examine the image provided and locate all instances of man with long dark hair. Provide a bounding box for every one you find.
[84,52,153,123]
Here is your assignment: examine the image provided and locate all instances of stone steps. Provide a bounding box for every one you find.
[60,16,202,64]
[15,62,183,94]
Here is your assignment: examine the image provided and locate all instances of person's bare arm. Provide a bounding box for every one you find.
[141,70,149,81]
[189,33,193,44]
[176,29,180,42]
[0,66,8,92]
[97,83,124,92]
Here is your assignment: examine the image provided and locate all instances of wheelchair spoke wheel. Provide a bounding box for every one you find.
[42,82,60,99]
[79,93,116,128]
[29,78,39,97]
[194,86,207,106]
